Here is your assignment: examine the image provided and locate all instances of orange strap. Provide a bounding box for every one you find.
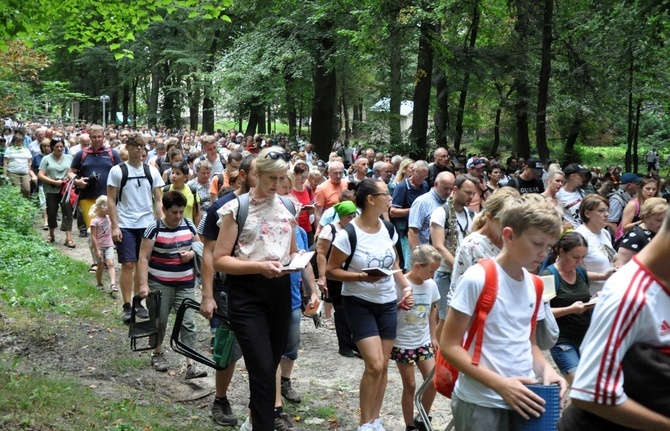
[466,258,498,365]
[530,274,543,338]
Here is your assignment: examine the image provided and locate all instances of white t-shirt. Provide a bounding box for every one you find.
[450,262,545,409]
[576,224,617,295]
[571,257,670,406]
[447,232,502,306]
[332,220,399,304]
[430,203,473,273]
[107,162,164,229]
[394,277,440,349]
[556,188,584,228]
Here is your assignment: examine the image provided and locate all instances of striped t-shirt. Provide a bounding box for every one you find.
[144,218,197,289]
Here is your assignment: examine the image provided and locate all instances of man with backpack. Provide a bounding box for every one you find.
[200,136,226,177]
[557,163,589,228]
[430,174,478,337]
[68,124,122,231]
[107,132,164,323]
[607,173,639,237]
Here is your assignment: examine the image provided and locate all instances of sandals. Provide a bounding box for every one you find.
[88,264,98,273]
[42,225,49,231]
[46,235,55,243]
[110,283,119,293]
[324,317,336,330]
[64,240,76,249]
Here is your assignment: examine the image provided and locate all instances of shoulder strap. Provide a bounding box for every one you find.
[189,184,198,204]
[382,219,395,239]
[217,173,224,191]
[118,163,129,203]
[162,184,170,194]
[530,274,543,339]
[466,258,498,365]
[576,266,589,285]
[342,223,357,271]
[546,264,560,294]
[234,193,250,256]
[143,163,153,190]
[278,195,296,217]
[325,223,337,259]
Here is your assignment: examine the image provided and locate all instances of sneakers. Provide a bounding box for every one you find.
[122,302,133,324]
[240,417,253,431]
[151,351,168,372]
[185,363,208,379]
[338,348,355,358]
[413,415,431,431]
[135,303,149,319]
[211,397,237,426]
[372,418,386,431]
[357,423,377,431]
[274,412,302,431]
[281,379,301,404]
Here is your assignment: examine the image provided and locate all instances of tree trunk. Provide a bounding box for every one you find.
[187,79,200,131]
[267,105,272,135]
[121,83,130,125]
[245,100,264,136]
[625,51,634,172]
[563,111,582,165]
[161,62,178,130]
[633,100,641,173]
[389,12,403,148]
[342,93,350,140]
[513,0,531,159]
[410,20,435,159]
[352,103,360,138]
[535,0,553,161]
[454,1,480,151]
[148,63,161,128]
[310,30,338,160]
[433,67,449,149]
[132,77,138,127]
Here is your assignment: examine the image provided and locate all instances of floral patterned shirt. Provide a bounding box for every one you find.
[217,194,294,264]
[446,231,502,306]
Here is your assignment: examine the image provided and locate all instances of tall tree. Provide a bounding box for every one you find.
[535,0,553,160]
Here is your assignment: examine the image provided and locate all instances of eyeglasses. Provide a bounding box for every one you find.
[264,151,290,162]
[372,191,390,197]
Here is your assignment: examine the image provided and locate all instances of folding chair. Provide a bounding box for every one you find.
[414,365,455,431]
[128,291,162,352]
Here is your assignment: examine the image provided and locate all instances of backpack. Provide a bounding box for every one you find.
[341,220,395,271]
[117,163,154,203]
[544,264,589,293]
[80,145,115,164]
[162,184,199,217]
[233,193,296,254]
[434,258,543,398]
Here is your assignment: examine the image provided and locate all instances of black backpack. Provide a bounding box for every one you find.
[117,163,154,203]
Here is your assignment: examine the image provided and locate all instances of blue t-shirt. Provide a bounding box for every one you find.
[391,178,429,234]
[70,147,121,199]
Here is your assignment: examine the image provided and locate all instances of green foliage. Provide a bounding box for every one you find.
[0,186,101,317]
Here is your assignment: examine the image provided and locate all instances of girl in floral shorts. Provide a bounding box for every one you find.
[392,245,441,431]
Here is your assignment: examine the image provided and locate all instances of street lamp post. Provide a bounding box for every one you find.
[99,95,110,129]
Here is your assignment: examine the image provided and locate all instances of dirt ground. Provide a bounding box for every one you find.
[3,229,454,431]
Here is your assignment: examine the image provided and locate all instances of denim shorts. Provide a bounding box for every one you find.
[115,228,145,263]
[550,343,581,375]
[434,270,452,320]
[282,307,302,361]
[342,295,397,342]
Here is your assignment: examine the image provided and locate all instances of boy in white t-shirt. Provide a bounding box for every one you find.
[440,194,567,430]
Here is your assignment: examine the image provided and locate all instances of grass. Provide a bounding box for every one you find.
[0,355,215,431]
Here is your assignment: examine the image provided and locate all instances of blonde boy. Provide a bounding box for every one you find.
[440,194,567,430]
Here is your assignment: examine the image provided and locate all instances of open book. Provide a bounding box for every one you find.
[540,274,556,302]
[583,297,599,307]
[281,251,315,272]
[362,267,402,277]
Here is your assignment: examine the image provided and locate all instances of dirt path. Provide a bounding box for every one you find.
[17,229,454,431]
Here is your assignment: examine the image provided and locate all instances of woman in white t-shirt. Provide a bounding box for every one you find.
[575,194,617,295]
[326,178,412,431]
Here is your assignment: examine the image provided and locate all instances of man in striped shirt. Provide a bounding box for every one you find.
[566,206,670,430]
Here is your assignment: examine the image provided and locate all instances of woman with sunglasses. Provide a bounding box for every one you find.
[326,178,413,431]
[213,146,299,431]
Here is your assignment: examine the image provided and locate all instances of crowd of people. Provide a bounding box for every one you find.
[2,118,670,431]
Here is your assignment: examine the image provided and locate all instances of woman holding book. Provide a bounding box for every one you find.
[326,178,413,431]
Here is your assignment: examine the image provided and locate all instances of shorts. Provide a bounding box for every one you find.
[550,343,581,375]
[391,343,434,364]
[96,246,115,263]
[342,295,397,342]
[451,393,512,431]
[115,228,145,263]
[434,270,452,320]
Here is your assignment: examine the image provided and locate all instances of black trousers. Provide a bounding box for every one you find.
[46,192,73,231]
[327,279,355,352]
[228,273,291,431]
